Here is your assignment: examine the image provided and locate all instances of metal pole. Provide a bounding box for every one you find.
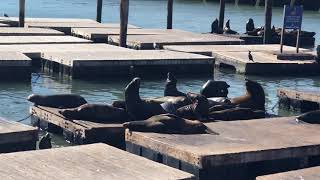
[296,29,300,53]
[264,0,273,44]
[218,0,225,30]
[167,0,173,29]
[120,0,129,47]
[96,0,103,23]
[19,0,25,27]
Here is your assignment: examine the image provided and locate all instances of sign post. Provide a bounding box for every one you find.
[280,5,303,53]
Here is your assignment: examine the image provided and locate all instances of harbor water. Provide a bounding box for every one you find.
[0,0,319,146]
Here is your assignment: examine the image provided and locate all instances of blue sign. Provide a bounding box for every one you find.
[283,5,303,30]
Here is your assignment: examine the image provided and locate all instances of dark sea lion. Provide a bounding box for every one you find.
[123,114,218,135]
[230,79,265,111]
[125,78,166,120]
[27,94,87,109]
[296,110,320,124]
[246,18,255,32]
[207,107,266,122]
[224,20,238,35]
[211,18,221,34]
[59,103,130,123]
[176,92,209,120]
[200,80,230,98]
[38,133,52,150]
[164,72,186,97]
[112,100,126,109]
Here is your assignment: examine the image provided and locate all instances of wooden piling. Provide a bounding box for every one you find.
[96,0,103,23]
[218,0,225,31]
[167,0,173,29]
[264,0,273,44]
[120,0,129,47]
[19,0,25,27]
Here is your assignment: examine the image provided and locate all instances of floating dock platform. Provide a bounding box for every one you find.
[0,27,64,36]
[0,117,37,153]
[0,52,32,80]
[0,36,91,45]
[40,50,214,79]
[108,34,244,49]
[164,44,311,56]
[126,117,320,180]
[0,17,97,26]
[30,106,125,148]
[71,28,194,42]
[0,23,10,27]
[278,88,320,112]
[0,143,195,180]
[257,166,320,180]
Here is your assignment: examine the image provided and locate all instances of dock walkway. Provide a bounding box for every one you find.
[257,166,320,180]
[40,50,214,79]
[0,27,64,36]
[0,143,195,180]
[0,36,91,45]
[278,88,320,112]
[108,33,244,49]
[126,117,320,180]
[0,117,37,153]
[30,106,124,148]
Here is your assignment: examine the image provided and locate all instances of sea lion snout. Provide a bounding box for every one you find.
[27,94,38,102]
[133,77,141,85]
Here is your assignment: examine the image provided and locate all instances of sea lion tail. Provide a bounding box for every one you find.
[205,127,219,135]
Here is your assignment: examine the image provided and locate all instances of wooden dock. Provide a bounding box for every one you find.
[30,106,125,148]
[108,33,244,50]
[0,52,32,80]
[0,36,91,45]
[71,28,195,42]
[278,88,320,112]
[126,117,320,180]
[0,17,97,26]
[0,27,64,36]
[0,43,131,59]
[0,143,195,180]
[0,23,10,27]
[164,44,311,56]
[40,50,214,79]
[27,22,140,35]
[257,166,320,180]
[0,117,37,153]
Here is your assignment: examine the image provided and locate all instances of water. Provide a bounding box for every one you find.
[0,0,319,146]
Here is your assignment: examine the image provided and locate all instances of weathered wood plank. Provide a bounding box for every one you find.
[257,166,320,180]
[30,106,124,148]
[0,23,10,27]
[0,143,195,180]
[0,27,64,36]
[0,36,91,45]
[126,117,320,179]
[108,33,244,49]
[0,117,37,153]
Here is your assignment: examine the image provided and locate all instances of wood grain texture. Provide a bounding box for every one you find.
[257,166,320,180]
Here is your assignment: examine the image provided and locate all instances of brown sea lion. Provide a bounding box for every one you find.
[230,79,265,111]
[59,103,130,123]
[27,94,87,109]
[176,92,209,120]
[207,107,266,122]
[123,114,218,135]
[164,72,186,97]
[125,78,166,120]
[38,133,52,150]
[200,80,230,98]
[224,20,238,35]
[296,110,320,124]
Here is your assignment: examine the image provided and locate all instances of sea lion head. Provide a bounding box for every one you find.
[38,132,52,150]
[200,80,230,98]
[27,94,42,104]
[225,20,230,29]
[296,110,320,124]
[126,77,141,92]
[167,72,177,84]
[245,79,265,110]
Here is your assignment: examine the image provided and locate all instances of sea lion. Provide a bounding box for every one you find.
[38,133,52,150]
[176,92,209,120]
[112,100,126,109]
[207,107,266,122]
[246,18,255,32]
[27,94,87,109]
[59,103,130,123]
[200,80,230,98]
[164,72,186,97]
[123,114,218,135]
[296,110,320,124]
[224,20,238,35]
[125,78,166,120]
[230,79,265,111]
[211,18,222,34]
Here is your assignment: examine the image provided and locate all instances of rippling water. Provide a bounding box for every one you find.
[0,0,319,146]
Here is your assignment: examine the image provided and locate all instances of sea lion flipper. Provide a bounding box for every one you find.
[205,128,219,135]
